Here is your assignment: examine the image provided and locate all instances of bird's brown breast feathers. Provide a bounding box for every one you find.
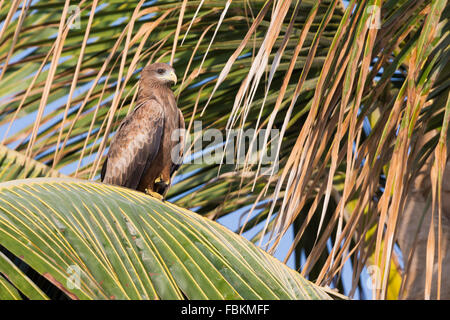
[137,91,183,192]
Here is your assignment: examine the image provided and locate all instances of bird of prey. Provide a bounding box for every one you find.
[101,63,185,199]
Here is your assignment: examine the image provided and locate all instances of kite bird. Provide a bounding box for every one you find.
[101,63,185,199]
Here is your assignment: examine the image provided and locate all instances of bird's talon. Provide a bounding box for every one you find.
[154,176,163,183]
[145,189,164,200]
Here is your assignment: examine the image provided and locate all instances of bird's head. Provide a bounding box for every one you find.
[142,63,177,87]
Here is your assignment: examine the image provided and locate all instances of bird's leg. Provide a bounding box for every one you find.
[144,188,164,200]
[154,176,170,199]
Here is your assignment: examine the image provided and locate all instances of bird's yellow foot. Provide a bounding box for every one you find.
[144,189,164,200]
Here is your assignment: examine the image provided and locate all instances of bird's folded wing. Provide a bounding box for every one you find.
[101,100,164,189]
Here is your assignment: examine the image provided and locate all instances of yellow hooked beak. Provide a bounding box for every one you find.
[163,70,177,86]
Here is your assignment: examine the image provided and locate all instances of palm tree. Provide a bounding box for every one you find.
[0,0,448,300]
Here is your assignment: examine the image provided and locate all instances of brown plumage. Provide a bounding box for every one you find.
[101,63,184,198]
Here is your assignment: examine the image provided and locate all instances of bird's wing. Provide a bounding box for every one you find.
[101,100,164,189]
[170,107,185,176]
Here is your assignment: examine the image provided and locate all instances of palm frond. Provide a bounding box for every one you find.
[0,177,335,300]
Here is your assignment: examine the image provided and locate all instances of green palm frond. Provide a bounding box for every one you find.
[0,143,62,182]
[0,177,335,300]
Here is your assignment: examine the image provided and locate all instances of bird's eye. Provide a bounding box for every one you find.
[157,69,165,74]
